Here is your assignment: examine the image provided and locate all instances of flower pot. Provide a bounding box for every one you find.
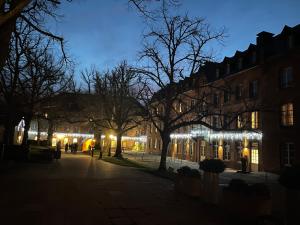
[175,174,203,197]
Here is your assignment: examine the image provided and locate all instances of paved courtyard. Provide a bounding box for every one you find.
[0,153,230,225]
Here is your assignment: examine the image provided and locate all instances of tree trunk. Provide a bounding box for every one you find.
[0,19,15,72]
[114,133,122,158]
[3,116,15,146]
[98,135,102,159]
[158,133,170,171]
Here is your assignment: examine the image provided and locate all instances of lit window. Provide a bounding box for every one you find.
[281,103,294,126]
[282,142,295,166]
[179,103,182,113]
[251,148,259,164]
[280,67,293,88]
[154,138,157,149]
[224,143,231,160]
[251,111,259,129]
[200,141,205,157]
[213,142,218,159]
[237,115,242,128]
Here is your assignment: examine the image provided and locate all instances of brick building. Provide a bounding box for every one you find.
[145,24,300,173]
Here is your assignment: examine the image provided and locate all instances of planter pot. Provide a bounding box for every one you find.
[221,189,272,218]
[175,174,203,197]
[202,172,220,204]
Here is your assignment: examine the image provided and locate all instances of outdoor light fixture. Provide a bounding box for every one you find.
[170,129,263,141]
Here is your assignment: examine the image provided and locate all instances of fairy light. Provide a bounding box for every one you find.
[171,129,262,141]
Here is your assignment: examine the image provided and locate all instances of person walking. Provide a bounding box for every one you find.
[55,140,61,161]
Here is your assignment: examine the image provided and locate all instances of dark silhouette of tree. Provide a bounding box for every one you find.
[93,61,144,158]
[0,0,69,72]
[137,4,226,171]
[0,21,70,146]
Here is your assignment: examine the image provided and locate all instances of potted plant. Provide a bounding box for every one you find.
[175,166,202,197]
[221,179,271,219]
[199,159,225,204]
[278,165,300,225]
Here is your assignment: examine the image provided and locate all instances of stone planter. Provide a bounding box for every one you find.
[202,172,220,204]
[221,189,272,218]
[175,174,203,197]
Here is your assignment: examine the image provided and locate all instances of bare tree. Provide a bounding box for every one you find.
[93,61,145,158]
[0,0,70,72]
[137,4,226,171]
[80,65,97,94]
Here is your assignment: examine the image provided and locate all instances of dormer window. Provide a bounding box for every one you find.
[226,64,230,74]
[238,58,243,70]
[216,68,220,78]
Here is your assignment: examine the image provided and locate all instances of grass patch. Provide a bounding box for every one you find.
[101,156,147,169]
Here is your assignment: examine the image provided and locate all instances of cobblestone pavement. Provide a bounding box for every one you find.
[0,153,231,225]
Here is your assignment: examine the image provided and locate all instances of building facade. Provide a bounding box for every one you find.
[145,24,300,173]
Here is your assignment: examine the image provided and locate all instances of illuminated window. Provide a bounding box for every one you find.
[200,141,205,157]
[251,149,259,164]
[282,142,295,166]
[213,142,218,159]
[237,115,242,128]
[179,103,182,113]
[280,67,293,88]
[251,142,259,164]
[224,143,231,160]
[281,103,294,126]
[154,138,157,149]
[251,111,259,129]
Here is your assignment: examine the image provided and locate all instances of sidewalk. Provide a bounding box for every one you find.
[123,151,279,184]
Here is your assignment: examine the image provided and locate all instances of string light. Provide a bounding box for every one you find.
[171,129,262,140]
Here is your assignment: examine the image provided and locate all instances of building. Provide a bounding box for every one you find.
[145,24,300,173]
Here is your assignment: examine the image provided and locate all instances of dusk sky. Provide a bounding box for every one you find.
[51,0,300,74]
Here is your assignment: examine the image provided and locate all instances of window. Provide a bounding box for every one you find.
[281,103,294,126]
[236,141,243,161]
[249,80,258,98]
[282,142,295,166]
[213,142,218,159]
[213,93,219,105]
[251,143,259,164]
[189,140,193,156]
[238,58,243,70]
[191,99,195,108]
[224,90,230,103]
[288,35,294,49]
[179,103,182,113]
[237,115,243,128]
[252,52,256,64]
[216,68,220,78]
[280,67,293,88]
[251,111,259,129]
[154,138,157,149]
[224,143,231,160]
[226,63,230,74]
[213,116,220,128]
[200,141,206,157]
[235,84,243,100]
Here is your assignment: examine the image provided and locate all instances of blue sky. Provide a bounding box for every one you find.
[51,0,300,74]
